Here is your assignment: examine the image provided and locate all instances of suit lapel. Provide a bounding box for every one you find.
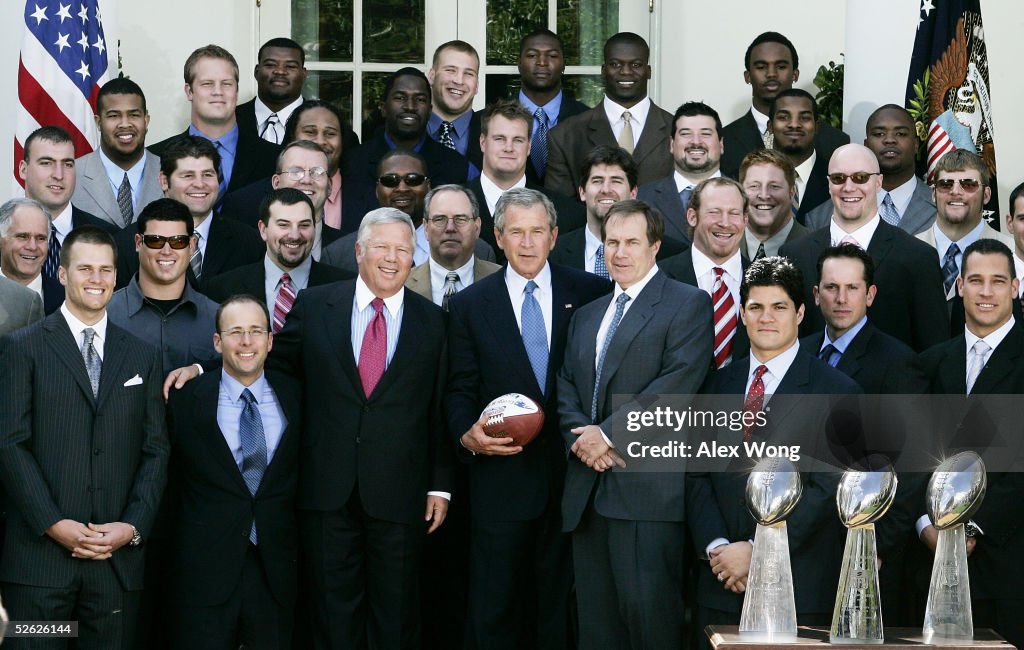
[937,337,968,394]
[203,217,230,277]
[867,221,899,269]
[632,110,670,165]
[482,276,544,394]
[405,264,432,301]
[261,371,300,489]
[367,290,424,399]
[43,316,96,404]
[766,350,812,427]
[973,325,1024,394]
[81,156,120,224]
[836,323,872,378]
[323,283,362,395]
[549,267,578,394]
[195,374,251,494]
[901,180,936,235]
[95,325,130,409]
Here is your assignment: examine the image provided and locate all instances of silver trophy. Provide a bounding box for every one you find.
[923,451,987,643]
[830,467,898,643]
[739,457,802,642]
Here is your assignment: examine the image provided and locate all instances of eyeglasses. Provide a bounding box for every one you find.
[827,172,880,185]
[279,166,328,181]
[933,178,983,194]
[378,173,428,188]
[141,234,191,250]
[426,215,476,228]
[219,327,269,340]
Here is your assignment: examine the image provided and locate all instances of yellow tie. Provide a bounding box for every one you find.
[618,111,634,154]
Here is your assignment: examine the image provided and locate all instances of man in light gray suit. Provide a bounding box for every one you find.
[72,78,164,228]
[0,275,43,339]
[558,199,713,649]
[804,105,935,234]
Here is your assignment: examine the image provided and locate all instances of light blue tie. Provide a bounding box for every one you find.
[880,193,901,226]
[594,244,610,280]
[239,388,267,544]
[679,186,694,213]
[592,293,631,421]
[521,280,549,393]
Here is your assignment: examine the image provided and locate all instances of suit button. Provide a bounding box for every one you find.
[363,406,370,413]
[356,436,361,444]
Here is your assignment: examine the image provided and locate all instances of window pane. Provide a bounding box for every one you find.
[485,0,547,66]
[486,74,601,111]
[360,72,392,142]
[302,71,355,129]
[292,0,354,63]
[558,0,618,66]
[363,0,425,63]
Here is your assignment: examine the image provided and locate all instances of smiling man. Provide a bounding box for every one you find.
[427,40,480,157]
[270,140,337,259]
[236,37,308,145]
[73,78,165,228]
[0,198,52,307]
[769,88,831,225]
[739,148,806,259]
[545,32,674,198]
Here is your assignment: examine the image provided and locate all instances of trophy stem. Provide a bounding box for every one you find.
[739,521,797,642]
[923,523,973,644]
[830,523,883,643]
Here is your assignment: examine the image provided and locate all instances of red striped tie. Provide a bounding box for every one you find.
[272,273,296,333]
[712,267,736,369]
[743,365,768,442]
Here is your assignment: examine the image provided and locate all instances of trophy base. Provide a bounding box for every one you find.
[739,522,798,642]
[830,524,885,644]
[739,631,798,643]
[830,635,885,645]
[923,524,974,643]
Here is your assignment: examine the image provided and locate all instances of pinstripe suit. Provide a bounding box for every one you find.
[0,312,169,648]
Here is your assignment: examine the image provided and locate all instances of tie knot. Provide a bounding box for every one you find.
[883,193,894,206]
[446,271,459,283]
[82,327,95,346]
[280,272,291,286]
[268,113,279,123]
[622,111,631,122]
[241,387,257,406]
[615,293,631,307]
[525,280,538,295]
[972,339,990,355]
[534,107,546,122]
[370,297,385,314]
[947,243,961,256]
[753,364,768,381]
[713,267,725,279]
[840,235,860,248]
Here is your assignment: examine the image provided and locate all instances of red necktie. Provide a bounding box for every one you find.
[743,364,768,442]
[712,267,737,369]
[358,298,387,397]
[272,273,296,333]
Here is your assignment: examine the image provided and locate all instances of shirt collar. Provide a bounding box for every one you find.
[674,168,721,193]
[355,274,405,316]
[384,132,427,152]
[878,176,918,216]
[480,172,526,211]
[750,105,770,137]
[189,123,239,156]
[219,367,268,401]
[264,254,312,290]
[50,202,73,238]
[428,111,474,137]
[749,340,801,380]
[691,245,743,282]
[429,254,475,289]
[518,89,562,123]
[745,219,795,259]
[614,263,659,301]
[98,148,147,194]
[830,214,881,249]
[933,218,987,258]
[254,96,304,127]
[61,302,108,344]
[793,151,817,185]
[505,261,552,296]
[965,316,1016,355]
[194,212,214,241]
[823,315,869,354]
[603,96,651,127]
[584,225,603,265]
[124,274,197,316]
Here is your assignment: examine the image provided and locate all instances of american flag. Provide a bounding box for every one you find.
[15,0,114,184]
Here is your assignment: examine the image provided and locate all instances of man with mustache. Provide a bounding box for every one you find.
[769,89,831,225]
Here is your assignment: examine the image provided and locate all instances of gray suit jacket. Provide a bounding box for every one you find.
[636,175,692,245]
[321,231,496,275]
[404,257,502,305]
[0,277,43,338]
[72,151,165,228]
[558,271,713,531]
[804,177,937,235]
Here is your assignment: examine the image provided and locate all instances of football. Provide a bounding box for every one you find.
[480,393,545,446]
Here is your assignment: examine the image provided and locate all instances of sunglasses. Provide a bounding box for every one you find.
[378,173,428,188]
[933,178,983,194]
[827,172,880,185]
[141,234,191,250]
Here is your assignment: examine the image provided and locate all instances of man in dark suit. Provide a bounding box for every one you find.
[805,105,936,234]
[638,101,727,240]
[909,239,1024,648]
[779,144,948,352]
[559,200,713,649]
[467,99,585,263]
[545,32,674,198]
[167,295,302,649]
[427,41,481,167]
[19,126,118,314]
[149,45,279,198]
[115,136,264,291]
[0,226,169,649]
[689,255,859,633]
[769,89,831,225]
[739,148,808,259]
[661,177,751,367]
[550,146,684,274]
[271,207,454,648]
[720,31,849,178]
[515,29,590,181]
[72,78,165,228]
[236,38,307,145]
[447,188,608,649]
[205,188,353,322]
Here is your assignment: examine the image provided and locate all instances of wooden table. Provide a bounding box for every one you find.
[706,626,1014,650]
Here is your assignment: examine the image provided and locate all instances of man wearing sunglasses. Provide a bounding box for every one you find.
[780,144,947,352]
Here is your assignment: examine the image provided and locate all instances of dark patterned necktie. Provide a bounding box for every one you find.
[438,121,457,150]
[239,388,267,543]
[117,173,133,226]
[80,327,101,398]
[531,108,549,177]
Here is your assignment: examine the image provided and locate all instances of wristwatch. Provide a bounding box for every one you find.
[964,522,980,538]
[128,524,143,547]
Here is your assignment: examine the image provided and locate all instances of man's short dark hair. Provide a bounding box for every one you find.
[689,177,749,217]
[933,149,991,187]
[137,198,194,236]
[431,40,480,68]
[744,31,799,71]
[816,243,874,286]
[866,104,913,130]
[480,98,533,138]
[377,148,428,175]
[275,140,329,173]
[768,88,818,122]
[601,199,663,245]
[23,126,73,161]
[60,225,117,269]
[259,187,316,226]
[673,101,723,137]
[282,99,348,146]
[216,294,271,332]
[603,32,649,61]
[578,146,638,191]
[258,37,305,65]
[519,28,564,55]
[383,67,430,100]
[158,136,223,183]
[741,255,804,309]
[1009,181,1024,214]
[97,77,147,114]
[961,238,1015,278]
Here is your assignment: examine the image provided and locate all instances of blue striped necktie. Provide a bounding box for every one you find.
[521,280,549,393]
[239,388,267,544]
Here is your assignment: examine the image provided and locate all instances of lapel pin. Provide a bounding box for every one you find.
[565,304,573,308]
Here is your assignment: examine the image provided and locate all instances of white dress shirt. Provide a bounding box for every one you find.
[505,262,553,348]
[61,302,107,359]
[603,97,652,150]
[830,214,882,249]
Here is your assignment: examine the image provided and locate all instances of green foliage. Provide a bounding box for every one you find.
[813,56,844,130]
[907,68,931,164]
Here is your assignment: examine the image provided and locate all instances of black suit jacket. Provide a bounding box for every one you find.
[446,264,609,522]
[41,206,118,314]
[780,220,948,352]
[800,321,915,394]
[269,281,454,523]
[149,127,279,195]
[0,314,168,590]
[635,175,694,245]
[203,258,353,304]
[114,215,265,291]
[548,226,687,273]
[688,349,860,615]
[795,152,831,225]
[236,97,361,152]
[167,370,302,608]
[719,109,850,178]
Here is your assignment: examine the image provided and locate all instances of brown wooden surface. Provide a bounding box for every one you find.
[706,626,1013,650]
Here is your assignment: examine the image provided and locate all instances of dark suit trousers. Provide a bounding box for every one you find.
[1,561,140,650]
[974,598,1024,649]
[173,544,292,650]
[466,497,572,650]
[572,505,686,650]
[301,488,424,650]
